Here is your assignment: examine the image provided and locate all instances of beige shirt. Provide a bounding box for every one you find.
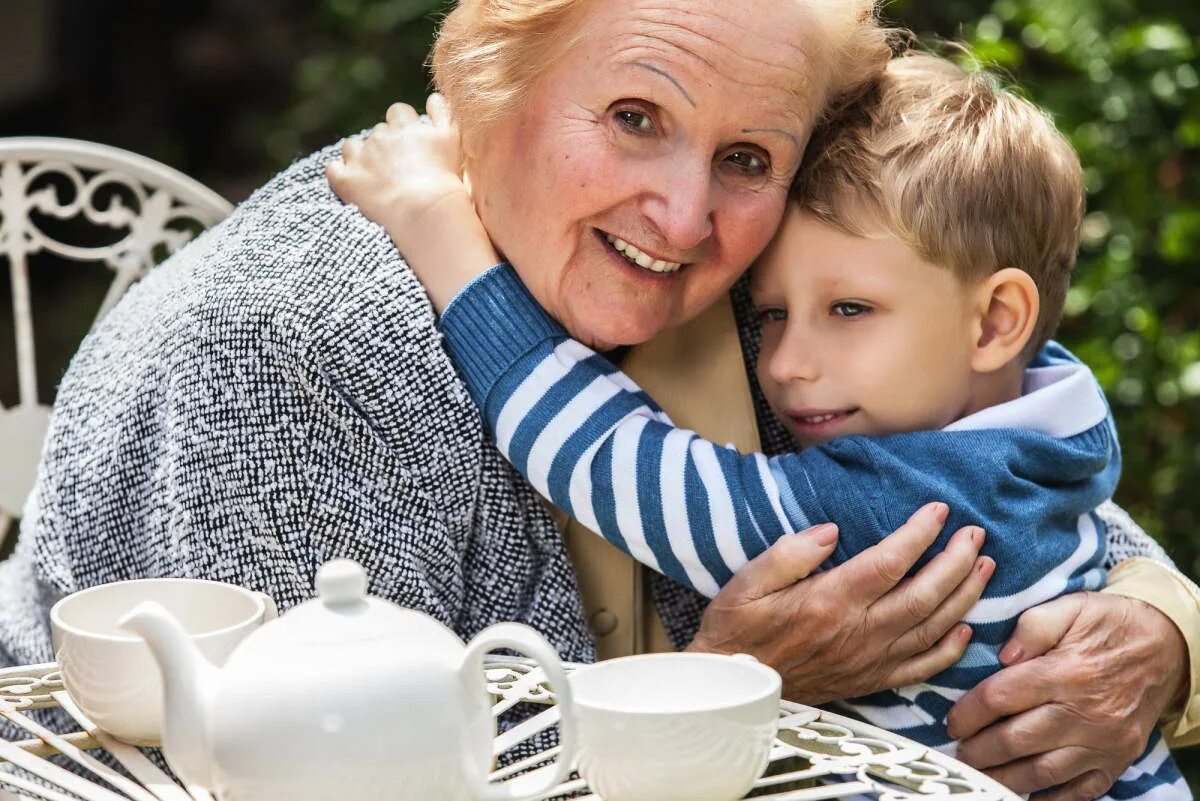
[550,294,759,659]
[554,294,1200,745]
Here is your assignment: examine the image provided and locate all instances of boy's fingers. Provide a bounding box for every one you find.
[341,138,363,163]
[386,102,419,126]
[426,93,451,128]
[720,525,838,603]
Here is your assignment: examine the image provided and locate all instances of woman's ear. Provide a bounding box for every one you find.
[970,268,1040,374]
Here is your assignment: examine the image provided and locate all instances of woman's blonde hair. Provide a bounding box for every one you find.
[794,52,1085,355]
[430,0,896,139]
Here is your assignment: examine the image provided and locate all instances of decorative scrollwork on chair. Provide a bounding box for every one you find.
[0,137,233,550]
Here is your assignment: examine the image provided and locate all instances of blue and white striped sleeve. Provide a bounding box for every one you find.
[439,264,826,597]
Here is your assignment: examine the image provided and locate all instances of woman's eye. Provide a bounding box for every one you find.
[831,301,871,318]
[725,150,768,175]
[615,109,654,134]
[755,307,787,324]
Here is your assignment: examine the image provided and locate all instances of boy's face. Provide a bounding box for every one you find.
[751,207,982,448]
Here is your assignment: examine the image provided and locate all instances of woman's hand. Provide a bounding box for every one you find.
[326,95,500,311]
[687,502,994,704]
[947,592,1188,801]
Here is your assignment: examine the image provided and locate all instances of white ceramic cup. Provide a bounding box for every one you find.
[568,652,781,801]
[51,578,277,745]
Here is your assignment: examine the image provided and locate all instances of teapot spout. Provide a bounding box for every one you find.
[120,601,219,789]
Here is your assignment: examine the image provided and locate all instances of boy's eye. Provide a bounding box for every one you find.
[755,307,788,324]
[616,109,654,133]
[831,301,871,318]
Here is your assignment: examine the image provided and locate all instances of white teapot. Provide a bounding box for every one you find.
[121,559,577,801]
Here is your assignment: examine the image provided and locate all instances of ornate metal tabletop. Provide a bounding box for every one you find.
[0,659,1019,801]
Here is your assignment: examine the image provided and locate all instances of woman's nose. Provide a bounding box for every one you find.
[638,160,715,252]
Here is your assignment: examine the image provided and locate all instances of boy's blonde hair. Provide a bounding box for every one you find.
[794,52,1085,354]
[431,0,895,140]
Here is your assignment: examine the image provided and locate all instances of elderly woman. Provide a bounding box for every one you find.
[4,0,1196,798]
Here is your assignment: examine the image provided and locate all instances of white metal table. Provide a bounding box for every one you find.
[0,659,1019,801]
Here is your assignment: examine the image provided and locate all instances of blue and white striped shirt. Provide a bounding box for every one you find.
[440,264,1187,799]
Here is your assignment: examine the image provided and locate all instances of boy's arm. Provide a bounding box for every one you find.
[441,264,841,598]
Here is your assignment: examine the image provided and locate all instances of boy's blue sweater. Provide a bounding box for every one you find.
[439,264,1186,798]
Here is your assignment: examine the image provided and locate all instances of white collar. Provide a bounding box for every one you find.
[942,363,1107,439]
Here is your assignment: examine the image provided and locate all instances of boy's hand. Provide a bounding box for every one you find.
[326,94,500,311]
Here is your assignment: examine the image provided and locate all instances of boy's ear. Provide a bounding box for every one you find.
[970,268,1040,373]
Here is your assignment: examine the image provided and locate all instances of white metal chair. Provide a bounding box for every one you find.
[0,137,233,552]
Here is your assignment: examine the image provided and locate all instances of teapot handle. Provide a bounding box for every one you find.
[459,623,577,801]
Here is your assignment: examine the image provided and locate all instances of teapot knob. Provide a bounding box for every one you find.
[316,559,368,607]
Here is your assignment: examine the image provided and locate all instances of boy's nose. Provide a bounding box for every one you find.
[766,333,821,384]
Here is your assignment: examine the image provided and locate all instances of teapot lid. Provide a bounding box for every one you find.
[233,559,463,656]
[314,558,370,606]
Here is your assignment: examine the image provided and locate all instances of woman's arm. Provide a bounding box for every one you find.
[1097,500,1199,747]
[945,504,1198,801]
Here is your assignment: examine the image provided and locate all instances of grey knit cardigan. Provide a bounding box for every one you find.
[0,142,1173,671]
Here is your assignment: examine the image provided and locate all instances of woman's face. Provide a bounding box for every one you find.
[467,0,823,350]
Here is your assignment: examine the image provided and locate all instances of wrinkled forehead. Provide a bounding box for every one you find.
[576,0,825,121]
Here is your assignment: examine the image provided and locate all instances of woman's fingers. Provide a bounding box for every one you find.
[947,656,1055,741]
[983,746,1102,797]
[719,524,839,603]
[881,526,984,621]
[386,102,419,126]
[1028,770,1114,801]
[956,700,1084,769]
[426,93,451,128]
[835,503,950,604]
[996,593,1082,665]
[883,622,972,688]
[885,538,991,656]
[947,593,1183,797]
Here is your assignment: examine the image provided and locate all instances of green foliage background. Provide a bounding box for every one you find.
[250,0,1199,782]
[264,0,1200,575]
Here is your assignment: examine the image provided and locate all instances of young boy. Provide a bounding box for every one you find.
[329,53,1187,798]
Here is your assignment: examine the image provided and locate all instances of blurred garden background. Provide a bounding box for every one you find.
[0,0,1196,785]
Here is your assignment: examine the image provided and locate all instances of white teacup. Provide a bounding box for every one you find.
[51,578,276,745]
[568,652,781,801]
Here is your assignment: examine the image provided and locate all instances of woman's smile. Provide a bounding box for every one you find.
[600,230,684,274]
